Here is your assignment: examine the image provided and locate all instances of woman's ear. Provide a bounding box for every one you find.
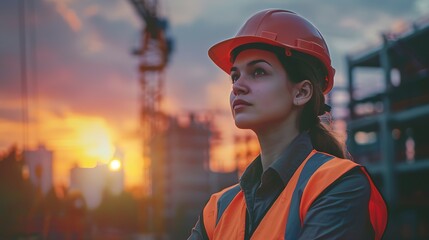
[294,80,313,106]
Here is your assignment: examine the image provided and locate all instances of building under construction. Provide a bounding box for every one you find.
[157,114,237,239]
[346,17,429,239]
[129,1,238,239]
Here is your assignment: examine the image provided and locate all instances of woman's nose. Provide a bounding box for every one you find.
[232,78,249,96]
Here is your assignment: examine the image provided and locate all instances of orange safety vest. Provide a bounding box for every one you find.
[202,150,387,240]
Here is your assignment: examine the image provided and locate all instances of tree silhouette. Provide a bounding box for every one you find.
[0,145,36,238]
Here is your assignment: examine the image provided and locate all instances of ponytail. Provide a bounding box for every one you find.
[309,121,347,158]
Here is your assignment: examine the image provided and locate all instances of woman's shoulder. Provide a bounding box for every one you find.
[211,183,241,199]
[313,151,361,171]
[327,167,370,194]
[205,184,241,213]
[313,152,370,191]
[300,154,370,213]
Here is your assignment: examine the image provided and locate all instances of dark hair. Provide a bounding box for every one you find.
[231,43,347,158]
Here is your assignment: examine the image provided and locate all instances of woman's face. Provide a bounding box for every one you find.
[229,48,298,131]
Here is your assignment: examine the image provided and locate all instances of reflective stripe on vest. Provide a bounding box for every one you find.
[202,150,387,240]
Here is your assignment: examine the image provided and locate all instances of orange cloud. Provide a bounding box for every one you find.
[46,0,82,32]
[84,5,99,17]
[82,31,104,53]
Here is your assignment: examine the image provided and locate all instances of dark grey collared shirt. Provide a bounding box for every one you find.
[189,132,374,240]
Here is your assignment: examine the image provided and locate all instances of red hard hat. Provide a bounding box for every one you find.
[208,9,335,94]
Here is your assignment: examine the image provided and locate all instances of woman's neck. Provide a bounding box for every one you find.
[256,122,300,172]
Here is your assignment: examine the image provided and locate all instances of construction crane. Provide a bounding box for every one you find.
[128,0,173,238]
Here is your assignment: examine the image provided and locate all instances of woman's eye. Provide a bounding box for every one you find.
[253,68,266,77]
[231,73,239,83]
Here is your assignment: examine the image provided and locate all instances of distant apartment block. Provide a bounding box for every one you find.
[70,162,124,210]
[24,145,53,195]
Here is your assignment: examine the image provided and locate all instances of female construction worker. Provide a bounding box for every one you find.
[188,9,387,240]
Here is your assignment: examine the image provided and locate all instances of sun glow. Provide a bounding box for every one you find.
[34,112,118,182]
[78,122,115,164]
[109,159,121,171]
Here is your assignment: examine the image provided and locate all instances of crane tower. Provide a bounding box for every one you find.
[128,0,173,237]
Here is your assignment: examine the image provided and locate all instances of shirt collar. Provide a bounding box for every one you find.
[240,132,314,188]
[240,155,263,190]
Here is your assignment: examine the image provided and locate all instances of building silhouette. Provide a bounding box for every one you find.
[24,144,53,195]
[70,163,124,210]
[346,17,429,240]
[150,113,238,239]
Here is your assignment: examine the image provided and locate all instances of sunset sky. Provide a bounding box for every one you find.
[1,0,428,187]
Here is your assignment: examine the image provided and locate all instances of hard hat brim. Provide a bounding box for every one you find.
[208,35,334,94]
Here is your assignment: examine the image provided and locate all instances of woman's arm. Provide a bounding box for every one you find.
[299,168,375,240]
[188,216,208,240]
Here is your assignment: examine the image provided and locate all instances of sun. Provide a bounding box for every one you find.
[77,120,115,165]
[109,159,121,171]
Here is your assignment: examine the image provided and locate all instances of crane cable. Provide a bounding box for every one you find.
[19,0,29,151]
[18,0,39,151]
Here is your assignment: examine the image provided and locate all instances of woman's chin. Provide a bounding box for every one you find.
[234,118,258,129]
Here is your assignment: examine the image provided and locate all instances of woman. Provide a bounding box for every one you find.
[189,9,387,240]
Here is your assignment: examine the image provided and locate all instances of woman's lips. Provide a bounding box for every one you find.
[232,99,252,110]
